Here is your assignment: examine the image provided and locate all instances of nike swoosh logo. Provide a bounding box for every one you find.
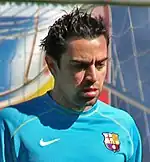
[40,138,60,147]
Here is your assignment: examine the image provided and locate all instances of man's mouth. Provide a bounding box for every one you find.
[82,87,98,97]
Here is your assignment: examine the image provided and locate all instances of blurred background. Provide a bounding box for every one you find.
[0,3,149,161]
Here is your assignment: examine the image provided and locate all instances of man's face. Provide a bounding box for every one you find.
[52,35,108,108]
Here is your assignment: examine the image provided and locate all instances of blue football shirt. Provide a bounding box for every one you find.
[0,93,142,162]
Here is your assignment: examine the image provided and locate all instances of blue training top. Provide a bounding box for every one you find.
[0,93,142,162]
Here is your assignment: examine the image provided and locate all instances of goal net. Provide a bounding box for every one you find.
[0,1,149,161]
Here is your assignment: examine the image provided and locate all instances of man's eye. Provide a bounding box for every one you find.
[72,63,88,70]
[96,63,105,70]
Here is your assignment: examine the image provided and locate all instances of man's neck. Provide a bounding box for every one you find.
[48,90,93,113]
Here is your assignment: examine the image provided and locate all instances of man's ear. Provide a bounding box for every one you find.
[45,55,58,76]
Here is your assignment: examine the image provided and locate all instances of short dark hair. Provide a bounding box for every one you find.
[40,8,109,66]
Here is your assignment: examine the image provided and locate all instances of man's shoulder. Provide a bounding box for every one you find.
[96,100,135,129]
[0,93,50,125]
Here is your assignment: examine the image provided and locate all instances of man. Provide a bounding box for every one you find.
[0,8,142,162]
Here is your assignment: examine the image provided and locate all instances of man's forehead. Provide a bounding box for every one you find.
[65,48,108,62]
[63,36,107,62]
[68,36,106,47]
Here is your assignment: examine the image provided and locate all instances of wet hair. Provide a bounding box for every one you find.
[40,8,109,67]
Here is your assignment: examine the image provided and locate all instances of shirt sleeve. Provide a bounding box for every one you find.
[0,118,18,162]
[0,118,5,162]
[128,118,142,162]
[0,117,31,162]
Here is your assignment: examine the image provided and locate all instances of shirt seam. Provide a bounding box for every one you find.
[12,107,56,138]
[96,110,134,160]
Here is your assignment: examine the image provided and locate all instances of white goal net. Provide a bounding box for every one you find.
[109,6,150,161]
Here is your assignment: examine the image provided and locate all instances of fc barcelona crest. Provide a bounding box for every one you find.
[102,133,120,152]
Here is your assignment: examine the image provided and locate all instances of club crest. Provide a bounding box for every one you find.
[102,132,120,152]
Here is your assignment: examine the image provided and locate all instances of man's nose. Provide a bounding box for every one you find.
[85,64,97,83]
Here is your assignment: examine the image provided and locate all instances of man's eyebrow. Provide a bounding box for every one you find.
[70,60,89,64]
[96,57,109,63]
[70,57,109,64]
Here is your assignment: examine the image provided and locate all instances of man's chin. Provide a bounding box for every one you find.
[76,96,98,107]
[85,98,98,106]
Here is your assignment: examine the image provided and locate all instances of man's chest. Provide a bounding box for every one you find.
[17,119,130,162]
